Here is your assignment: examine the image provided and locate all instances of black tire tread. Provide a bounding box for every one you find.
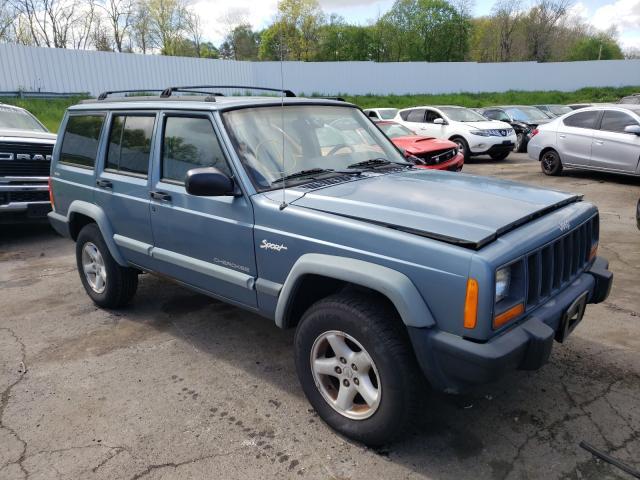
[76,223,138,308]
[295,291,422,445]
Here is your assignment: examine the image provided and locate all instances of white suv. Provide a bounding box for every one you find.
[394,106,516,161]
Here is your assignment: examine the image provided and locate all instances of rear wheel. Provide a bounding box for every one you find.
[451,136,470,162]
[76,223,138,308]
[540,149,563,176]
[294,292,421,446]
[490,151,510,161]
[515,132,525,152]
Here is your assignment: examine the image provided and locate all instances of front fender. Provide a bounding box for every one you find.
[275,253,436,328]
[67,200,127,266]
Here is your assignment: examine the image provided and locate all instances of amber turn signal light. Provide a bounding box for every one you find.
[48,176,55,210]
[493,303,524,329]
[588,243,598,261]
[464,278,479,329]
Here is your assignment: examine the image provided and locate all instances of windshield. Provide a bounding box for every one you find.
[223,105,408,191]
[549,105,573,116]
[506,107,549,122]
[376,108,398,120]
[0,107,47,132]
[378,122,415,138]
[438,107,487,122]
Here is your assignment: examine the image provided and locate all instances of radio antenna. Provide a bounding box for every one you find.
[278,1,288,211]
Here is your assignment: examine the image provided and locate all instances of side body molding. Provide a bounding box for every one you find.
[275,253,436,329]
[67,200,128,266]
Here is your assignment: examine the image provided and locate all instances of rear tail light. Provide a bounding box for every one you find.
[530,128,539,137]
[48,177,55,210]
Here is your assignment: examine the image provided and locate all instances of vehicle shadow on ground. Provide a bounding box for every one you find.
[558,169,640,187]
[115,274,638,480]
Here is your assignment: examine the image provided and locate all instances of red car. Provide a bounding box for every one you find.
[376,121,464,171]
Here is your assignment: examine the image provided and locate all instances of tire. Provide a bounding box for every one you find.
[515,132,525,153]
[451,136,470,162]
[294,292,421,446]
[75,223,138,308]
[540,149,563,176]
[490,151,510,161]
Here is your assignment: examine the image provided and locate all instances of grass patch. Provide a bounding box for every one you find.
[0,96,87,132]
[1,85,637,133]
[342,86,640,109]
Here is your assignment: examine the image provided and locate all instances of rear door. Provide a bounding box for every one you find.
[400,108,427,134]
[590,109,640,173]
[556,110,601,166]
[94,111,156,267]
[149,111,257,308]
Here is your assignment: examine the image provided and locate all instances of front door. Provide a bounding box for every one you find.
[149,112,257,308]
[590,110,640,173]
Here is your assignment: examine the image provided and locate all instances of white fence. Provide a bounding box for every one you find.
[1,44,639,97]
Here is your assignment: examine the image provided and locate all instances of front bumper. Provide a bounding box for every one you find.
[0,180,51,221]
[417,153,464,172]
[408,257,613,393]
[470,141,516,156]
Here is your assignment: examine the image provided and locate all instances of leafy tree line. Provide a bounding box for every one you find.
[0,0,627,62]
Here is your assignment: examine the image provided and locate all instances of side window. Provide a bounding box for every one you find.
[406,109,426,123]
[60,114,105,168]
[162,116,231,183]
[367,111,379,119]
[563,111,600,129]
[600,110,639,133]
[425,110,442,123]
[106,114,155,176]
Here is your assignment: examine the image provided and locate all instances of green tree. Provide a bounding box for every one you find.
[568,34,624,60]
[220,23,260,60]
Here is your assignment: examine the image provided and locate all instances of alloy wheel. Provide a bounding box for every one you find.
[82,242,107,294]
[310,330,381,420]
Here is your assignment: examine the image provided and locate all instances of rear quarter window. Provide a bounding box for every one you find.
[60,114,106,168]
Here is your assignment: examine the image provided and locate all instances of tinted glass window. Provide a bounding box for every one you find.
[563,111,600,129]
[60,114,105,168]
[600,110,639,133]
[425,110,443,123]
[106,115,154,176]
[162,116,230,183]
[406,109,426,122]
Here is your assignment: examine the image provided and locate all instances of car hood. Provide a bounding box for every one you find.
[0,129,57,142]
[291,169,580,249]
[392,136,456,154]
[460,120,512,130]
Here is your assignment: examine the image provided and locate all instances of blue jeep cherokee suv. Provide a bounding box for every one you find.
[48,87,613,445]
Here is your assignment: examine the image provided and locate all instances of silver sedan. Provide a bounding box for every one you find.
[528,105,640,177]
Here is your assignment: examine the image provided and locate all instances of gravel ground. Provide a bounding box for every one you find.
[1,152,639,480]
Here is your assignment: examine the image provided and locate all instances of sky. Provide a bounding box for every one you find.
[192,0,640,51]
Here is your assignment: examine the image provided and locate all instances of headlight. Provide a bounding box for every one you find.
[470,130,490,136]
[495,267,511,303]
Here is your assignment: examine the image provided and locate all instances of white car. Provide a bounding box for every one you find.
[527,105,640,177]
[394,106,516,161]
[363,108,398,121]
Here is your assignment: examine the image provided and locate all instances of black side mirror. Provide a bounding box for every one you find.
[185,167,237,197]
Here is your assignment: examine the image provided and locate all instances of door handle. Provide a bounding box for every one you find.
[150,191,172,202]
[96,179,113,189]
[559,134,566,138]
[594,140,604,145]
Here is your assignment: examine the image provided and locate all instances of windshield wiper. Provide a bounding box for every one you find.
[347,158,411,170]
[271,168,361,186]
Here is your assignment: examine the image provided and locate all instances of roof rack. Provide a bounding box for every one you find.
[319,96,346,102]
[97,89,163,100]
[159,85,296,99]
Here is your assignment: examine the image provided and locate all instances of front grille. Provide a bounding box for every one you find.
[525,215,598,308]
[0,190,49,205]
[418,148,456,166]
[0,142,53,177]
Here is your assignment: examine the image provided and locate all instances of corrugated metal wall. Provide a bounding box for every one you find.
[1,44,638,96]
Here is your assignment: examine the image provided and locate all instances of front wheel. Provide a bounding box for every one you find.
[294,292,421,446]
[515,132,525,152]
[490,151,510,160]
[540,149,563,176]
[76,223,138,308]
